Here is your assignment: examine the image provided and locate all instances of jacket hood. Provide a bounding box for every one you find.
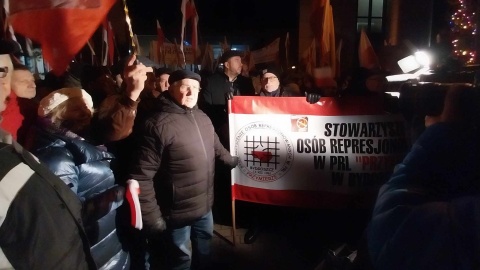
[33,128,114,165]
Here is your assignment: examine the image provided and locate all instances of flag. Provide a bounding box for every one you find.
[101,20,114,66]
[25,38,33,57]
[310,0,337,78]
[200,43,214,73]
[156,20,165,48]
[133,34,141,56]
[173,39,183,69]
[3,1,23,56]
[358,28,381,70]
[101,21,108,66]
[107,21,115,66]
[156,20,165,65]
[86,40,96,65]
[320,0,336,77]
[302,39,316,76]
[8,0,116,75]
[220,36,229,54]
[180,0,198,59]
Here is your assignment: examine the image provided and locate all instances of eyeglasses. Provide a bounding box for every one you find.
[262,76,278,82]
[0,66,8,78]
[179,84,201,93]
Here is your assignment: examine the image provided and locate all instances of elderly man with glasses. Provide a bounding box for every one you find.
[258,65,300,97]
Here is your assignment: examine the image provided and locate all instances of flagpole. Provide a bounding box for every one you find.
[110,21,121,64]
[122,0,136,54]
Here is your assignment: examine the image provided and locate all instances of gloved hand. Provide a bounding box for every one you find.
[225,91,234,101]
[306,92,322,104]
[231,156,240,169]
[146,217,167,236]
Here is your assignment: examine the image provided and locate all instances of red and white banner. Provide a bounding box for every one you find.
[229,96,408,209]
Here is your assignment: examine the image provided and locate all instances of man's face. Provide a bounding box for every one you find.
[0,54,13,101]
[261,72,280,92]
[225,56,242,76]
[170,78,200,108]
[12,70,36,99]
[156,74,170,92]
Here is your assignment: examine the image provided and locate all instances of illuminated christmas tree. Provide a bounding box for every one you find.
[450,0,478,64]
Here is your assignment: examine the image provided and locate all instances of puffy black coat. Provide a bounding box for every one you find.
[28,128,130,270]
[128,93,235,229]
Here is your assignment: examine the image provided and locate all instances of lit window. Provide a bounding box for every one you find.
[357,0,384,33]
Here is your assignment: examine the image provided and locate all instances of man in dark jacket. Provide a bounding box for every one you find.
[129,70,238,270]
[199,49,255,146]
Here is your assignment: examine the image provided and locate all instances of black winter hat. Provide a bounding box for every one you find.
[220,49,243,63]
[155,67,173,77]
[261,65,283,79]
[168,69,201,84]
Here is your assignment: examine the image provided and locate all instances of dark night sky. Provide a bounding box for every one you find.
[126,0,299,49]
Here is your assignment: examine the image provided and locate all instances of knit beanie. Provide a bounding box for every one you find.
[38,88,94,117]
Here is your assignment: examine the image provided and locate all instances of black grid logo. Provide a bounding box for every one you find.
[234,122,294,182]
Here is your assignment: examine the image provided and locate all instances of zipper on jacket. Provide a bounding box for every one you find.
[189,110,210,210]
[189,111,208,161]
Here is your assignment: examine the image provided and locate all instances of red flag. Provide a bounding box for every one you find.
[359,28,380,70]
[101,20,115,66]
[101,20,108,66]
[156,20,165,47]
[310,0,337,78]
[8,0,116,75]
[107,21,115,66]
[301,39,316,76]
[201,43,214,73]
[180,0,198,59]
[156,20,165,65]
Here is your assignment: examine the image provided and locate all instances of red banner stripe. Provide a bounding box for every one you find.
[230,96,386,116]
[232,184,378,209]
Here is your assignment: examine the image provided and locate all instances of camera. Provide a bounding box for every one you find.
[399,82,448,118]
[399,82,480,124]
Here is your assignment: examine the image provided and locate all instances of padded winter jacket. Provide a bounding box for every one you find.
[128,93,236,229]
[28,128,130,270]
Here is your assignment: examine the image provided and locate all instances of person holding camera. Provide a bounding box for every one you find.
[367,84,480,270]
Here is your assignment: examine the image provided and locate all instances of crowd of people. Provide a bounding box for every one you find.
[1,36,480,270]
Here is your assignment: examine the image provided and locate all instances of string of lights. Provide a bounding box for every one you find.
[450,0,478,64]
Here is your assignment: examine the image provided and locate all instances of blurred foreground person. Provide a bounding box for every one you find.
[129,70,238,270]
[367,84,480,270]
[0,55,97,269]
